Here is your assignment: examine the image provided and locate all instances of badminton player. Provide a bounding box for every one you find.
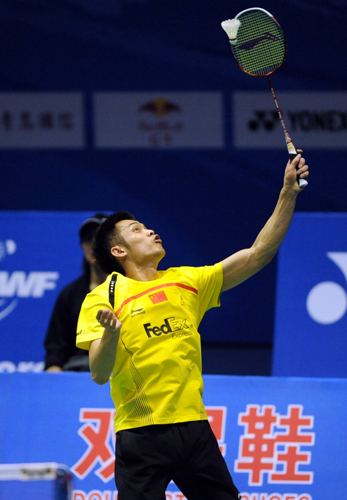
[76,153,309,500]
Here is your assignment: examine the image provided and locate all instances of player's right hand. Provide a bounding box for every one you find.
[96,309,122,332]
[284,153,309,193]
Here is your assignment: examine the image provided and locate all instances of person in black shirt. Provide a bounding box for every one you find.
[43,213,108,372]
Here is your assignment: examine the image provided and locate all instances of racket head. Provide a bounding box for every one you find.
[232,8,287,77]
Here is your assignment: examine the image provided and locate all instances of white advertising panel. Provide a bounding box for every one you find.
[233,91,347,149]
[94,92,223,148]
[0,93,85,148]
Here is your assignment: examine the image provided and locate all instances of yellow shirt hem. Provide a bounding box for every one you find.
[115,413,208,434]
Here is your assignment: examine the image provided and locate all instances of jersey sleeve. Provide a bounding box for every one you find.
[76,288,113,350]
[186,262,223,322]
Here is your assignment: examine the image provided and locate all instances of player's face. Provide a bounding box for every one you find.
[115,219,165,265]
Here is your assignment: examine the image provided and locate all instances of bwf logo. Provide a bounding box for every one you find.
[306,252,347,325]
[0,239,59,320]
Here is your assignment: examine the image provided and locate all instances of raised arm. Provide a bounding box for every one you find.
[221,153,309,292]
[89,309,122,385]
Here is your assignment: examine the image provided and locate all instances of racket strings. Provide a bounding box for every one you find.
[233,11,286,76]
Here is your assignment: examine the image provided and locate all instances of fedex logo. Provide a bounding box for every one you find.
[71,407,227,482]
[143,316,190,338]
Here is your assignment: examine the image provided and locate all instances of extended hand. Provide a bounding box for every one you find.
[284,151,309,193]
[96,309,122,332]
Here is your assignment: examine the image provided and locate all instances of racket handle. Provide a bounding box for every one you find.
[288,152,308,188]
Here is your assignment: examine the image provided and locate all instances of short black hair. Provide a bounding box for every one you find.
[93,211,136,275]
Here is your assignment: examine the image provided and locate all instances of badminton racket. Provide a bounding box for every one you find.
[221,8,308,188]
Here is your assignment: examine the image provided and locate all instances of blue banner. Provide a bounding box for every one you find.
[1,373,346,500]
[0,210,276,372]
[2,1,347,352]
[273,213,347,377]
[0,211,99,370]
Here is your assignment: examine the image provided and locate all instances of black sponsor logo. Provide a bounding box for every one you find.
[248,109,347,133]
[144,317,173,338]
[143,317,190,339]
[131,308,146,317]
[288,110,347,132]
[248,110,279,131]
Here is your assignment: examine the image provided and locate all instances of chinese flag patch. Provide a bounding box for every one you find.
[149,290,168,304]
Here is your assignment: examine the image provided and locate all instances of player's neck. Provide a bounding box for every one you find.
[124,262,159,282]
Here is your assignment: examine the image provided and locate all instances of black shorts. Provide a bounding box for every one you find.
[115,420,240,500]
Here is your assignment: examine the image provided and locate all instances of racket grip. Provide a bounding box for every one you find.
[288,152,308,188]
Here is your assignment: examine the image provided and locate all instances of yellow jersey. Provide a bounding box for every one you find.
[76,263,223,433]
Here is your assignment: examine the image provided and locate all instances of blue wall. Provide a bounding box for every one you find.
[1,0,347,352]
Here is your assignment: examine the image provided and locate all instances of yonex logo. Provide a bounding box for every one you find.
[247,110,347,134]
[248,110,279,131]
[306,252,347,324]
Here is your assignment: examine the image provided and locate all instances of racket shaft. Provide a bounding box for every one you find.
[268,77,308,187]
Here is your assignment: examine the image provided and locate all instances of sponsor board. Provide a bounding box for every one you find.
[0,361,44,373]
[235,405,314,486]
[71,406,227,486]
[233,91,347,149]
[273,213,347,377]
[94,92,223,148]
[2,374,344,499]
[0,92,84,148]
[0,212,96,368]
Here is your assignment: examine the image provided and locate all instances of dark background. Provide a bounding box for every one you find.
[1,0,347,374]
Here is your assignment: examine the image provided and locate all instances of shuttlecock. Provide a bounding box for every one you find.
[221,19,241,45]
